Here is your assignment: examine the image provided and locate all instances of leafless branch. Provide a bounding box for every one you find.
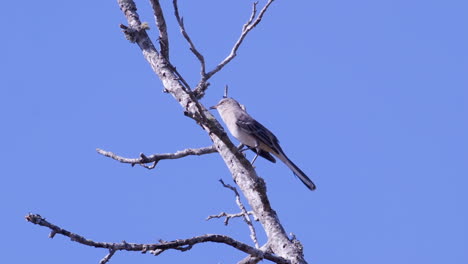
[169,63,193,91]
[173,0,206,77]
[25,214,287,264]
[149,0,169,58]
[100,249,116,264]
[118,1,193,92]
[246,2,258,26]
[207,211,256,225]
[148,1,191,91]
[172,0,211,98]
[111,1,306,263]
[219,179,259,248]
[96,145,217,169]
[204,0,274,80]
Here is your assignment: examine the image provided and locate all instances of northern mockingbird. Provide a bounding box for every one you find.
[210,97,316,190]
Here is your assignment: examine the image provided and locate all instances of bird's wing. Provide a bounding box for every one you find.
[236,116,283,155]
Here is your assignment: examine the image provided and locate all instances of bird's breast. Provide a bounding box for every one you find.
[221,114,257,147]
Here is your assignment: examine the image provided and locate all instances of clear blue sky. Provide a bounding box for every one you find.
[2,1,467,263]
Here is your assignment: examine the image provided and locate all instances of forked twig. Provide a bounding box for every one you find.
[171,0,275,98]
[219,179,260,248]
[205,0,275,80]
[173,0,206,77]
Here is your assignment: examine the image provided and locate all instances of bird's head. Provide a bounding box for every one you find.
[209,98,241,111]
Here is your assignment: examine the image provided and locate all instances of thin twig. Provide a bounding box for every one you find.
[245,2,258,27]
[173,0,206,77]
[166,62,192,91]
[96,145,217,169]
[207,211,255,225]
[219,180,259,248]
[119,0,191,92]
[149,1,192,91]
[25,214,287,264]
[204,0,275,80]
[149,0,169,58]
[100,249,116,264]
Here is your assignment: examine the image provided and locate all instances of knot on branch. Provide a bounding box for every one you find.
[193,82,210,99]
[120,23,150,43]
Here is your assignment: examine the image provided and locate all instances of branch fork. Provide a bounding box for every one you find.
[27,0,308,263]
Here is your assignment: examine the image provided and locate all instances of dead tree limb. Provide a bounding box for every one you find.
[115,0,307,262]
[25,214,287,264]
[173,0,206,78]
[96,145,217,169]
[28,1,308,263]
[171,0,275,99]
[207,211,256,225]
[219,179,260,248]
[204,0,274,80]
[149,0,169,58]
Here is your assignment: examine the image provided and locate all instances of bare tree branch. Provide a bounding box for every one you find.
[172,0,211,99]
[207,211,255,225]
[149,0,169,58]
[147,0,193,91]
[116,1,307,262]
[133,1,192,93]
[117,1,195,94]
[168,0,275,99]
[204,0,274,81]
[25,214,287,264]
[96,145,217,169]
[28,1,308,263]
[83,1,311,263]
[173,0,206,77]
[219,179,260,248]
[100,249,116,264]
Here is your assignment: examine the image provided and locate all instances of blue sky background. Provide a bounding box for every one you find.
[2,1,467,263]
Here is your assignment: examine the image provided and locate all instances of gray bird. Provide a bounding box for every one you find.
[210,97,316,190]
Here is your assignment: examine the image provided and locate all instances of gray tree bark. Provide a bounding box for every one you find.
[27,1,310,263]
[116,1,308,263]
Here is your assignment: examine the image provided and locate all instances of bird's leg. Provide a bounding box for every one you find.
[237,143,249,152]
[251,153,259,165]
[250,142,260,165]
[236,143,249,158]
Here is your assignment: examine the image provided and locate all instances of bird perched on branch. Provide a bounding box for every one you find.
[210,97,316,191]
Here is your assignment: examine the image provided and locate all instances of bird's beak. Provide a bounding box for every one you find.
[209,105,217,110]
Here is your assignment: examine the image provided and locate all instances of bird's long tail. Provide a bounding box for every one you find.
[277,153,316,191]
